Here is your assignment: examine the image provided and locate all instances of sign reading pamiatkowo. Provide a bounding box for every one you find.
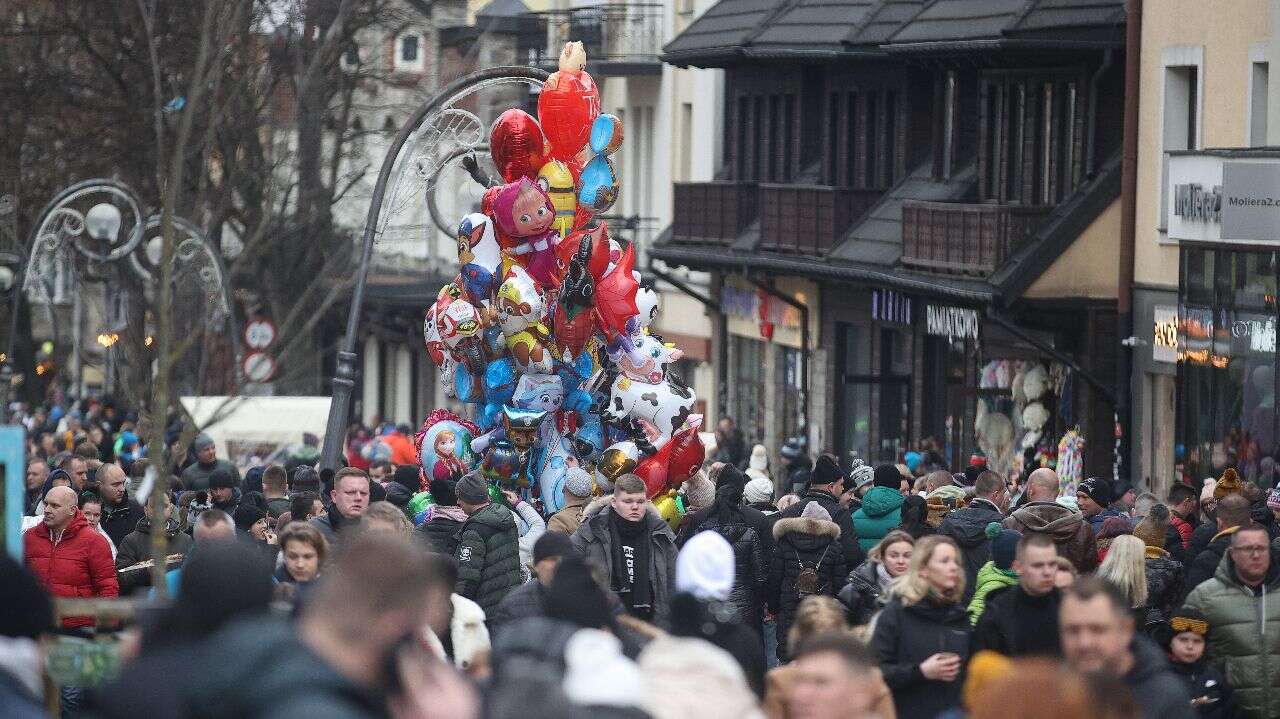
[926,304,979,342]
[1222,162,1280,242]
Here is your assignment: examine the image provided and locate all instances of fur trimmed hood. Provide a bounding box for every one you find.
[581,495,663,522]
[773,515,841,541]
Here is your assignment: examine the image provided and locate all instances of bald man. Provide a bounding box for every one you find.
[96,463,144,547]
[24,486,118,628]
[1002,468,1098,572]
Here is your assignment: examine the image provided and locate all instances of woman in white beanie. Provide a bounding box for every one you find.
[745,445,770,482]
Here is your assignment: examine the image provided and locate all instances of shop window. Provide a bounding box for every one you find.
[778,347,804,443]
[1159,47,1203,230]
[1178,247,1279,486]
[878,327,912,463]
[731,336,767,446]
[923,337,972,470]
[1251,60,1269,147]
[980,72,1081,204]
[837,323,911,467]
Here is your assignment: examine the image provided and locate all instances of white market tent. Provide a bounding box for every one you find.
[179,396,331,467]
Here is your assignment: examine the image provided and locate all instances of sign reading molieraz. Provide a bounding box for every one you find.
[1221,162,1280,242]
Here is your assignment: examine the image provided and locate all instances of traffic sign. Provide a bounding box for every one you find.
[241,351,277,382]
[243,318,277,350]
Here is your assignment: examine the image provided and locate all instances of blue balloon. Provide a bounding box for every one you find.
[578,155,618,213]
[590,114,621,155]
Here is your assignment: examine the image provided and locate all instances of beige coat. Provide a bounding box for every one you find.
[547,492,590,535]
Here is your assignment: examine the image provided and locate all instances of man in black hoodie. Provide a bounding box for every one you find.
[938,470,1008,603]
[972,532,1061,657]
[770,454,863,568]
[1060,576,1194,719]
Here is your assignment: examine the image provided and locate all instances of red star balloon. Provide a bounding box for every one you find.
[592,243,639,340]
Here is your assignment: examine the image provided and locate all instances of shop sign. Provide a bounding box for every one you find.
[719,283,802,328]
[872,289,912,325]
[926,304,979,342]
[1222,163,1280,241]
[1230,317,1277,354]
[1152,306,1178,363]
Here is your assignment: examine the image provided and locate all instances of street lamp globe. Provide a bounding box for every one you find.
[86,203,123,242]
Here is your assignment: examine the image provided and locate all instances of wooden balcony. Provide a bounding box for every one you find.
[670,182,758,246]
[901,201,1052,276]
[520,4,664,76]
[758,185,881,255]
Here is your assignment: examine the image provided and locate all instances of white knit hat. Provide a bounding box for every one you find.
[563,629,645,709]
[676,531,735,601]
[743,476,774,505]
[849,459,875,489]
[562,467,593,499]
[800,500,832,523]
[745,444,769,482]
[1200,479,1217,503]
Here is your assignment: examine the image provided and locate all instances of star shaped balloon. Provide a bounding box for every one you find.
[592,243,639,339]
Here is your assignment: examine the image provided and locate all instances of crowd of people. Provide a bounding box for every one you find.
[3,404,1278,718]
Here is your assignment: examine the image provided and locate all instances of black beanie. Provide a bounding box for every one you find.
[873,464,903,489]
[811,454,843,487]
[209,466,238,490]
[392,465,422,493]
[233,503,267,532]
[156,540,273,645]
[368,481,387,503]
[0,554,52,638]
[431,479,458,507]
[546,555,612,630]
[715,463,746,490]
[533,531,577,564]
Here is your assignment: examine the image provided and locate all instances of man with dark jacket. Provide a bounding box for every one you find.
[208,467,241,517]
[572,473,677,622]
[1185,494,1251,592]
[972,532,1061,657]
[261,465,291,518]
[454,471,521,616]
[310,467,370,546]
[115,491,193,594]
[1060,577,1195,719]
[1003,468,1098,572]
[490,531,577,632]
[96,463,144,549]
[773,454,863,567]
[1077,477,1126,532]
[1185,524,1280,719]
[179,434,240,492]
[676,465,770,632]
[417,480,467,556]
[938,470,1008,603]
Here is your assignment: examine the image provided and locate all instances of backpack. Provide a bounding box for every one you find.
[794,545,831,598]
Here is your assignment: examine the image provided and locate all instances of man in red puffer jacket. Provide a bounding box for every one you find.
[24,485,118,628]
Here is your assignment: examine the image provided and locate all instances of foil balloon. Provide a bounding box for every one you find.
[604,335,697,441]
[653,490,684,531]
[415,410,481,486]
[537,160,577,239]
[578,154,619,213]
[592,243,640,339]
[558,232,596,321]
[489,178,560,285]
[482,439,524,488]
[551,298,596,357]
[490,109,550,184]
[537,42,601,162]
[502,405,548,454]
[590,113,624,156]
[456,213,502,305]
[634,285,659,331]
[632,415,705,499]
[496,266,555,374]
[595,440,639,494]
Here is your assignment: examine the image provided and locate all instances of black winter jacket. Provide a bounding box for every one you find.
[770,489,863,569]
[101,498,145,549]
[768,514,847,663]
[115,517,194,595]
[871,596,971,719]
[1125,635,1197,719]
[1170,659,1243,719]
[1143,551,1185,630]
[1188,522,1222,566]
[417,510,466,556]
[489,579,548,633]
[571,499,678,624]
[668,592,767,698]
[937,498,1004,604]
[454,503,522,616]
[1187,528,1239,594]
[678,502,770,629]
[837,560,889,626]
[970,585,1061,657]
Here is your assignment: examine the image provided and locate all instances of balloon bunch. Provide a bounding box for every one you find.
[417,42,704,518]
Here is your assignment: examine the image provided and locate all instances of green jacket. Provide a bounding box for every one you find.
[454,503,522,616]
[1184,552,1280,719]
[966,561,1017,625]
[853,487,904,553]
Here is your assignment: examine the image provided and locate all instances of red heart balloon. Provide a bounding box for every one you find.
[538,69,600,162]
[491,109,550,184]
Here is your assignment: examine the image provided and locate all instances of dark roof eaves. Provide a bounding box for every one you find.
[880,36,1119,53]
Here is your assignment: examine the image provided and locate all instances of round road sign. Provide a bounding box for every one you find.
[241,351,277,382]
[243,318,277,350]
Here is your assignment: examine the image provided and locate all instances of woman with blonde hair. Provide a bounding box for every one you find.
[838,530,914,626]
[870,535,970,719]
[361,501,414,537]
[1096,534,1149,617]
[762,596,896,719]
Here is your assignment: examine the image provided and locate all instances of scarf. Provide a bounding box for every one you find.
[609,511,653,618]
[876,563,895,594]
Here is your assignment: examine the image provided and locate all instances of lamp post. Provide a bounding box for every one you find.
[318,65,549,470]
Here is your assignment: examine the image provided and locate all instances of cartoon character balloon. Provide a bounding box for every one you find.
[537,42,600,163]
[489,178,560,286]
[415,410,481,486]
[495,266,555,374]
[537,160,578,239]
[604,334,697,441]
[490,109,551,184]
[456,213,502,305]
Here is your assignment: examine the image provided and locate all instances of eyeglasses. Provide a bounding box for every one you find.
[1230,546,1269,556]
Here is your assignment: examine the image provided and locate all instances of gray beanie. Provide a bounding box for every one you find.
[193,433,215,451]
[563,467,593,500]
[456,471,490,505]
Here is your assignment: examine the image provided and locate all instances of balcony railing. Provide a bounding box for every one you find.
[671,182,758,246]
[520,4,663,74]
[901,201,1053,276]
[758,185,881,255]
